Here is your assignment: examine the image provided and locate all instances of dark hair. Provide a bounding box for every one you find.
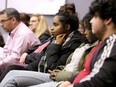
[20,13,30,26]
[55,11,79,31]
[59,3,77,15]
[89,0,116,24]
[0,8,21,21]
[82,13,93,30]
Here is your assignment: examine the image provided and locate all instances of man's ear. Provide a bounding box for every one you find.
[12,17,17,24]
[105,18,112,25]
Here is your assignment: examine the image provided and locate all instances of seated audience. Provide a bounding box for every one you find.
[49,12,98,82]
[23,12,98,87]
[0,3,80,77]
[0,9,86,87]
[8,0,115,86]
[57,0,116,87]
[0,12,98,87]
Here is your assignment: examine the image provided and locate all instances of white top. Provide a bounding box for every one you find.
[64,44,90,72]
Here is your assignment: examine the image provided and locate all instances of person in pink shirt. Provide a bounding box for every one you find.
[0,8,40,65]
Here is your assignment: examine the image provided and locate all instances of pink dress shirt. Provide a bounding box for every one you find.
[0,22,40,65]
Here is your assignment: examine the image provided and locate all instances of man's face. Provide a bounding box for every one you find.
[90,15,106,39]
[0,13,13,32]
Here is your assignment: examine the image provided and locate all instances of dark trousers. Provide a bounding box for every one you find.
[0,62,27,82]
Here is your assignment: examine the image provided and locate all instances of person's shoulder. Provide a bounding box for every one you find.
[73,31,84,38]
[18,23,34,35]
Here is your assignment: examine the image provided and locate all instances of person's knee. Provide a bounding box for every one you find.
[7,70,19,76]
[0,62,11,75]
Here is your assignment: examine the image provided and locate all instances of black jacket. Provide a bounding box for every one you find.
[24,31,51,54]
[25,31,86,72]
[0,35,5,47]
[39,31,51,44]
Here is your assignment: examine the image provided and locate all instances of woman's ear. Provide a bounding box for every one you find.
[65,24,70,31]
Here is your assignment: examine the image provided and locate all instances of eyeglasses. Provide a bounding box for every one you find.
[29,20,38,23]
[0,17,13,23]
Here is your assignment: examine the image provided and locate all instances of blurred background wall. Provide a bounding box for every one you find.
[0,0,94,27]
[45,0,93,27]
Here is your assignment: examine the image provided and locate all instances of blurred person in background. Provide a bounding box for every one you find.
[13,12,98,87]
[20,12,30,26]
[78,21,85,35]
[29,14,51,43]
[0,9,86,87]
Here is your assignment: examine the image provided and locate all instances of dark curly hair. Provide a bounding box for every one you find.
[55,11,79,31]
[57,3,79,31]
[89,0,116,24]
[20,13,30,26]
[59,3,77,15]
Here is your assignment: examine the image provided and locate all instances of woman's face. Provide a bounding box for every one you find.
[29,16,39,31]
[50,16,68,38]
[78,24,85,35]
[84,22,95,42]
[84,28,93,42]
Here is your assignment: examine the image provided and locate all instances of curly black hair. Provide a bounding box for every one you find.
[89,0,116,24]
[55,11,79,31]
